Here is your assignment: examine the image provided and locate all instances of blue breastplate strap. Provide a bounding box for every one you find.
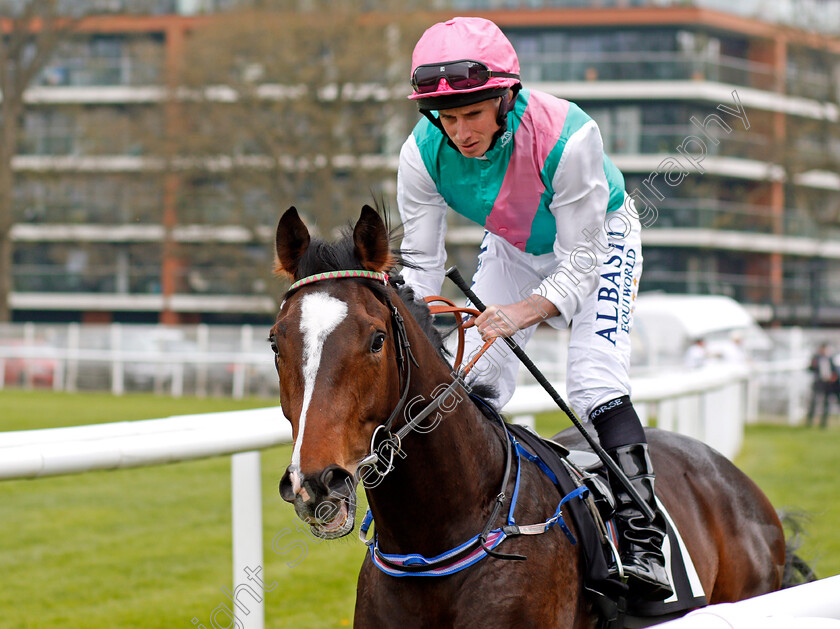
[358,429,589,578]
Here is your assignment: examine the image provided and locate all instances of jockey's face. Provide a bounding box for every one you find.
[438,97,502,158]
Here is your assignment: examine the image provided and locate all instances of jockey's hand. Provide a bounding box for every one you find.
[474,296,559,341]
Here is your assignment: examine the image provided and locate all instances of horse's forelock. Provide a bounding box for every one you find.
[293,236,354,280]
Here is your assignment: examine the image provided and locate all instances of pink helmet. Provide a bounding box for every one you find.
[409,17,521,109]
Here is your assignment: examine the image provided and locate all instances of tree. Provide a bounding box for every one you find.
[0,1,95,321]
[170,2,428,300]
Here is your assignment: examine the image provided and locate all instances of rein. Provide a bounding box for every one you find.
[284,269,588,576]
[359,394,589,577]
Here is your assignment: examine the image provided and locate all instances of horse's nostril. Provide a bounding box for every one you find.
[280,464,354,506]
[321,468,334,490]
[279,468,296,502]
[320,465,355,500]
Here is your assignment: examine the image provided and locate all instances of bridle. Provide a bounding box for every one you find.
[284,270,485,479]
[287,269,434,476]
[282,269,525,563]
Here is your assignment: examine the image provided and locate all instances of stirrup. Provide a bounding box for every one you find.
[622,555,672,600]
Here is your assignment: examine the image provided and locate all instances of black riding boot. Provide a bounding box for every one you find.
[607,443,672,600]
[590,396,673,601]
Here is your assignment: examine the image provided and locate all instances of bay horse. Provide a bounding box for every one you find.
[271,205,787,628]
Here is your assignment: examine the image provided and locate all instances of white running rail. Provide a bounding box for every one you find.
[0,407,291,629]
[507,362,750,459]
[655,575,840,627]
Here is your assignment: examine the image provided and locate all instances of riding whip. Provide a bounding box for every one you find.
[445,266,656,522]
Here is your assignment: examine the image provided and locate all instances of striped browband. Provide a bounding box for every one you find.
[288,269,389,292]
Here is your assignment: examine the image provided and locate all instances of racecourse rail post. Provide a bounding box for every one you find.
[445,266,655,522]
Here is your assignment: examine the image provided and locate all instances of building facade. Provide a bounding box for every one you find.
[6,1,840,325]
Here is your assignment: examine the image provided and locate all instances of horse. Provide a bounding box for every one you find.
[271,205,788,628]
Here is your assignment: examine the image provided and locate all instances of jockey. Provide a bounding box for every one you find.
[396,16,672,600]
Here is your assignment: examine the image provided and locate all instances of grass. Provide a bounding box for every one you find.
[0,390,273,431]
[0,391,837,627]
[734,423,840,579]
[0,390,361,629]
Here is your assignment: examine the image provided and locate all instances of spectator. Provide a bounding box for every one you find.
[718,330,748,365]
[806,342,840,428]
[684,338,708,369]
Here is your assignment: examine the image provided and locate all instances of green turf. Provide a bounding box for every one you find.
[0,390,363,628]
[0,389,272,431]
[0,391,836,627]
[734,423,840,579]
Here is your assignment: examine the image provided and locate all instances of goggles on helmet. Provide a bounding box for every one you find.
[411,59,519,95]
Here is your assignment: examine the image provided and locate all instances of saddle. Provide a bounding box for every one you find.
[506,422,707,629]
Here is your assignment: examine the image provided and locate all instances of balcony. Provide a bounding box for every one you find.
[601,127,768,161]
[12,265,270,297]
[35,36,163,88]
[14,264,162,294]
[518,52,776,90]
[645,199,837,240]
[640,270,840,321]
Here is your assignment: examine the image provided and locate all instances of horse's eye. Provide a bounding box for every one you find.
[268,336,279,356]
[370,331,386,353]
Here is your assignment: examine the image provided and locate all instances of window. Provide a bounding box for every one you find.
[20,110,76,155]
[36,35,164,87]
[14,175,163,223]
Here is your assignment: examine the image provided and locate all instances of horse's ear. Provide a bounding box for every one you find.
[353,205,393,272]
[275,206,310,278]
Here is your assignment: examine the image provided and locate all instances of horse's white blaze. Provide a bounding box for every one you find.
[290,291,348,471]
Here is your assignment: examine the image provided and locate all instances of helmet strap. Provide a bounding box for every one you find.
[487,85,520,151]
[419,109,460,152]
[420,85,521,154]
